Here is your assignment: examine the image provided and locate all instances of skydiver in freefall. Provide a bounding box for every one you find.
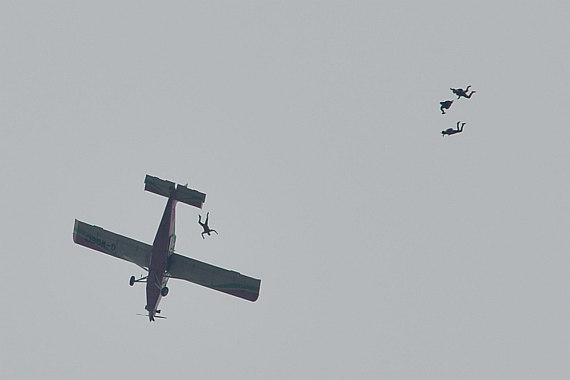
[442,121,466,136]
[198,212,218,239]
[450,85,476,99]
[440,100,454,114]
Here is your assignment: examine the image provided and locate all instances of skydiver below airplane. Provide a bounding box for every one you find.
[73,175,261,321]
[439,100,453,114]
[450,85,476,99]
[442,121,466,136]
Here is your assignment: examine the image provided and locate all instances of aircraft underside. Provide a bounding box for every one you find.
[72,175,261,322]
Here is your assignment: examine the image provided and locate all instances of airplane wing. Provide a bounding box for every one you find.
[168,253,261,302]
[73,219,152,269]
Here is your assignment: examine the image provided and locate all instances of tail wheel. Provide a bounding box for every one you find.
[129,276,136,286]
[161,287,169,297]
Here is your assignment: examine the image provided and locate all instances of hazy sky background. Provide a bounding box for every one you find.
[2,1,570,379]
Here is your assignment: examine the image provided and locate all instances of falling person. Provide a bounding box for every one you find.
[442,121,466,136]
[440,100,454,114]
[198,212,218,239]
[450,85,476,99]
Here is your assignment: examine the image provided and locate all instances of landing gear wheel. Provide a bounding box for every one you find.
[129,276,135,286]
[161,287,169,297]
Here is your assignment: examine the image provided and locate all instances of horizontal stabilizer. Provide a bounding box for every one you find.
[144,175,175,197]
[145,175,206,209]
[174,185,206,208]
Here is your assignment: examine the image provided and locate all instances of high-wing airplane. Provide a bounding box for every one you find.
[73,175,261,321]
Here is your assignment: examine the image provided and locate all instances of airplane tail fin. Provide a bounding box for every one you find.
[144,175,206,209]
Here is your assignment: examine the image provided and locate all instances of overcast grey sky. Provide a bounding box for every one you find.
[2,1,570,379]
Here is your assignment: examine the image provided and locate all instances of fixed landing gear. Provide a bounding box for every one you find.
[130,275,168,297]
[129,275,147,286]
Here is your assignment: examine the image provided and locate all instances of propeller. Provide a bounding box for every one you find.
[136,313,167,319]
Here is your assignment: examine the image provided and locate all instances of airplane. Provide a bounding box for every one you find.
[73,175,261,321]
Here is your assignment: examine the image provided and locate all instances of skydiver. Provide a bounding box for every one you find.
[198,212,218,239]
[450,85,476,99]
[440,100,453,114]
[441,121,466,136]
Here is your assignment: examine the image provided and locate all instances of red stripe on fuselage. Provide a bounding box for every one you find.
[146,191,177,321]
